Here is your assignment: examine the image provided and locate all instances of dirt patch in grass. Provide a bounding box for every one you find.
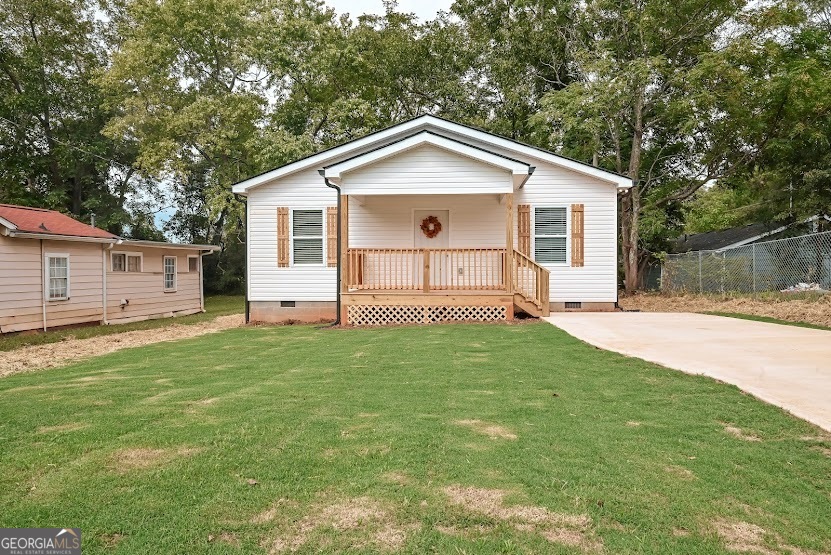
[209,532,240,548]
[100,533,125,548]
[626,421,641,427]
[36,422,88,434]
[443,485,600,551]
[454,419,517,440]
[712,519,831,555]
[0,314,244,377]
[620,292,831,328]
[664,465,695,480]
[722,423,762,442]
[266,496,414,553]
[110,446,201,473]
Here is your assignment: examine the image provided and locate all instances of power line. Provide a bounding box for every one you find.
[0,114,135,173]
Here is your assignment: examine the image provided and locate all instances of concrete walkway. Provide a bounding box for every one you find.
[544,312,831,432]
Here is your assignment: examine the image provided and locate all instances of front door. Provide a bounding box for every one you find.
[414,210,449,288]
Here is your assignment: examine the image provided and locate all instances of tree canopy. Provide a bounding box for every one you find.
[1,0,828,292]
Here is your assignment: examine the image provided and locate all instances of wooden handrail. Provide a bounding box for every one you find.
[512,250,550,312]
[344,247,550,314]
[345,248,507,291]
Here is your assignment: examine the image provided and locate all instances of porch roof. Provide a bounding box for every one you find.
[321,131,535,190]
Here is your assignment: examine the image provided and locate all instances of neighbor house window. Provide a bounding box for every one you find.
[188,255,199,272]
[112,252,142,272]
[46,254,69,300]
[292,209,324,265]
[163,256,177,291]
[534,207,568,264]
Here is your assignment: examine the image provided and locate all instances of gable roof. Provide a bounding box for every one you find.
[0,203,220,251]
[322,131,535,188]
[232,115,632,194]
[0,204,118,240]
[672,215,831,253]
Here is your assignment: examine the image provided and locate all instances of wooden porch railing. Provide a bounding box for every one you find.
[345,248,507,291]
[512,250,550,314]
[345,247,550,315]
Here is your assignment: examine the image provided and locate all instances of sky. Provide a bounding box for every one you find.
[325,0,451,20]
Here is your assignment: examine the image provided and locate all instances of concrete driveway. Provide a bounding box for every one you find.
[544,312,831,432]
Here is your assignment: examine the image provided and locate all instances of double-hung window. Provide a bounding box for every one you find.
[46,254,70,300]
[292,209,324,265]
[534,207,568,264]
[112,252,142,272]
[163,256,177,291]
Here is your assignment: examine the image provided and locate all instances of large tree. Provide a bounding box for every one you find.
[0,0,152,233]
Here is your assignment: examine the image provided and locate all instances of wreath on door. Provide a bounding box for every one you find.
[420,215,442,239]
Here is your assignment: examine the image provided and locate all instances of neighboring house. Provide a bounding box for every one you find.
[0,204,219,333]
[232,115,632,326]
[673,215,831,253]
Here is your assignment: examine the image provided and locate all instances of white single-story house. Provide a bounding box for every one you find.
[232,115,632,326]
[0,204,219,333]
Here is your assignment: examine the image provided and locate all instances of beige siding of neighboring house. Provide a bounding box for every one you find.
[106,247,202,323]
[0,235,205,333]
[0,234,46,332]
[0,235,105,332]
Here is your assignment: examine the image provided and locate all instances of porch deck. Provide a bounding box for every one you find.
[341,246,549,325]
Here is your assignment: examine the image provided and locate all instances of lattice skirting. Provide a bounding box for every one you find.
[347,305,507,326]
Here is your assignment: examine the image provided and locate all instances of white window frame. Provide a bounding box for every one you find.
[163,256,177,292]
[532,205,570,266]
[290,208,326,267]
[111,251,143,273]
[187,255,199,273]
[44,253,70,301]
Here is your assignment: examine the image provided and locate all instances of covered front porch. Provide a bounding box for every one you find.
[335,193,549,325]
[323,131,550,326]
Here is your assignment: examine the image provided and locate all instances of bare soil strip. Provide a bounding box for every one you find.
[620,293,831,328]
[0,315,243,377]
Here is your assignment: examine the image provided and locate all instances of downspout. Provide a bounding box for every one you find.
[234,193,250,324]
[40,239,46,331]
[319,170,341,326]
[199,250,206,313]
[102,244,107,325]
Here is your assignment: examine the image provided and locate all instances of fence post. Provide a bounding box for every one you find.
[752,243,756,294]
[698,251,703,293]
[721,252,726,295]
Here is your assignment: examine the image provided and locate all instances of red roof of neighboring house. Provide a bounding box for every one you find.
[0,204,118,239]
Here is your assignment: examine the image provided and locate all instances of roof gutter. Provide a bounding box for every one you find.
[319,170,341,327]
[7,231,119,244]
[517,166,536,189]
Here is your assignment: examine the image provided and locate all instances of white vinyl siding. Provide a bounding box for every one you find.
[339,144,512,195]
[245,125,619,304]
[292,209,324,265]
[163,256,176,291]
[534,207,568,264]
[46,254,69,300]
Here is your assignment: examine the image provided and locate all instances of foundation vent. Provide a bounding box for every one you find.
[280,301,296,308]
[565,302,582,309]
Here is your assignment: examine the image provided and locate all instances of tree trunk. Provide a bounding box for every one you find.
[622,90,645,293]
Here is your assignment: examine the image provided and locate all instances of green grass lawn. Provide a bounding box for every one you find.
[0,295,243,352]
[0,322,829,554]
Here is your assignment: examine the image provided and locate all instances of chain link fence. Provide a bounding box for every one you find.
[661,230,831,294]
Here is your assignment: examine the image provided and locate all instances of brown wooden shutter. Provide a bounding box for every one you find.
[277,207,289,267]
[517,204,531,256]
[571,204,584,267]
[326,206,337,267]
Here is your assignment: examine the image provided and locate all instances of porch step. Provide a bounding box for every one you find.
[513,294,543,318]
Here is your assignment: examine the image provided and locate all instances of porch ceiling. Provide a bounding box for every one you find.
[322,131,535,191]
